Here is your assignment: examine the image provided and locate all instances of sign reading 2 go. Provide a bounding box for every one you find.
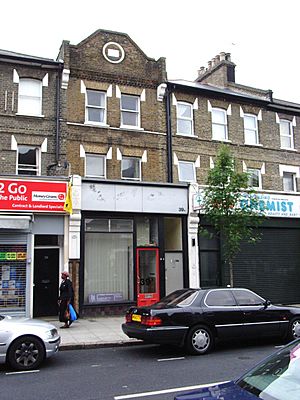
[0,182,27,195]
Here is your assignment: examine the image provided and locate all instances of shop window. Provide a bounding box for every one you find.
[244,114,259,145]
[121,157,141,180]
[136,216,159,247]
[84,218,134,304]
[211,108,228,141]
[18,78,42,116]
[164,217,182,251]
[120,94,140,128]
[177,102,194,136]
[85,90,106,125]
[17,145,40,175]
[280,120,294,149]
[85,154,106,178]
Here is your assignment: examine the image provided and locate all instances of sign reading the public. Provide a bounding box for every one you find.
[0,179,67,212]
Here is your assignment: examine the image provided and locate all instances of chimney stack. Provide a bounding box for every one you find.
[196,51,236,85]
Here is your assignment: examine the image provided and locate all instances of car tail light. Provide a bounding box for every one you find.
[141,316,162,326]
[125,314,132,323]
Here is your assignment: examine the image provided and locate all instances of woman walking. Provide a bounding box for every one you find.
[58,271,74,328]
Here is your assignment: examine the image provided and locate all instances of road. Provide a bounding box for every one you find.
[1,339,283,400]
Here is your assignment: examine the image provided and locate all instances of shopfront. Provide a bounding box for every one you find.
[80,180,188,315]
[0,178,68,317]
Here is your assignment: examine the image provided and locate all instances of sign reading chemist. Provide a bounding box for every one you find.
[193,190,300,218]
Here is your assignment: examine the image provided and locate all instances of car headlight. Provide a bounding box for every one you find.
[45,328,58,339]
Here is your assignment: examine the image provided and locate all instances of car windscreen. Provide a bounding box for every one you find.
[237,340,300,400]
[154,289,199,308]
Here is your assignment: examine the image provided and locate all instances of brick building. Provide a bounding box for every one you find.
[0,50,72,317]
[166,53,300,303]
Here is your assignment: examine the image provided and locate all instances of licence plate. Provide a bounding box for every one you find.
[132,314,141,322]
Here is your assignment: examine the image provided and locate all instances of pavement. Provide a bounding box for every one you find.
[43,316,141,350]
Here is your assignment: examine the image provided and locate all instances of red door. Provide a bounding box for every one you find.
[137,248,160,307]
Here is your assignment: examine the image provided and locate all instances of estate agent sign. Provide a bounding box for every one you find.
[0,179,67,212]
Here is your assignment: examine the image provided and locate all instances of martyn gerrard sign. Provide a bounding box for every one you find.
[0,179,67,212]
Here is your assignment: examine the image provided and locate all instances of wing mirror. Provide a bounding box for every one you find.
[263,299,271,308]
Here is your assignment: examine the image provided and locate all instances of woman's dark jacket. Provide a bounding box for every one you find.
[59,278,73,302]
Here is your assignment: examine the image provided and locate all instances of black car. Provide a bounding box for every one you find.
[122,288,300,355]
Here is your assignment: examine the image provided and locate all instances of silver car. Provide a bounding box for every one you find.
[0,314,60,371]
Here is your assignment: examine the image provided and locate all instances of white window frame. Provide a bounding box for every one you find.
[178,161,196,182]
[211,108,228,141]
[120,94,140,128]
[176,102,194,136]
[280,119,294,149]
[283,171,297,192]
[244,114,259,145]
[247,168,262,189]
[18,78,42,116]
[17,145,40,175]
[121,157,141,181]
[85,89,107,125]
[85,154,106,178]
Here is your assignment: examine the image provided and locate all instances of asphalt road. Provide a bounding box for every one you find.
[0,339,284,400]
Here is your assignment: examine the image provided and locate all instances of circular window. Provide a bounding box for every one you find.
[102,42,125,64]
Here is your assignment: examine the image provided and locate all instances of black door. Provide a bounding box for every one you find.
[33,249,59,317]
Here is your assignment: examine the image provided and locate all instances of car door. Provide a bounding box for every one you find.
[231,289,281,338]
[202,289,244,339]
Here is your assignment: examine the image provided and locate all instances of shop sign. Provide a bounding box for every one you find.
[193,190,300,218]
[0,179,67,213]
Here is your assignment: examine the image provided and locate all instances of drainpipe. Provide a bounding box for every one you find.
[166,84,173,183]
[55,63,63,163]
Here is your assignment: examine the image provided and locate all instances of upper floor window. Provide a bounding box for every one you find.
[18,79,42,116]
[178,161,196,182]
[211,108,228,141]
[121,157,141,180]
[177,102,193,135]
[121,95,140,128]
[283,172,297,192]
[247,168,261,189]
[85,154,106,178]
[280,120,294,149]
[17,145,40,175]
[244,114,259,145]
[86,90,106,125]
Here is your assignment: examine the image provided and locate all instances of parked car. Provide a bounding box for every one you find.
[0,314,60,370]
[174,337,300,399]
[122,288,300,355]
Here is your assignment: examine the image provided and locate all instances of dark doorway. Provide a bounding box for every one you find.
[33,249,59,317]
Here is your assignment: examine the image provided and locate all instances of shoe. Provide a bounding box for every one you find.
[60,325,69,329]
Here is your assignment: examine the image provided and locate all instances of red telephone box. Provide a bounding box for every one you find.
[136,247,160,307]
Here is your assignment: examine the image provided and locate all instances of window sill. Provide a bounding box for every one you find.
[212,138,231,143]
[244,143,263,147]
[120,125,144,131]
[121,177,141,181]
[280,147,297,152]
[16,113,44,118]
[84,122,109,128]
[176,133,197,138]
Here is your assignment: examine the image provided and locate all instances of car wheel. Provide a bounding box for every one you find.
[289,318,300,341]
[186,325,214,355]
[7,335,45,371]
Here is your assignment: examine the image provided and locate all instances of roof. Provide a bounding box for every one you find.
[0,49,61,66]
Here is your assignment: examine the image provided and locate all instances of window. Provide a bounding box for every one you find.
[199,227,220,287]
[18,78,42,116]
[178,161,196,182]
[86,90,106,124]
[232,289,264,306]
[283,172,297,192]
[244,114,259,145]
[121,157,141,180]
[17,146,39,175]
[247,168,262,189]
[211,108,228,140]
[85,154,106,177]
[177,102,193,135]
[205,290,236,307]
[280,120,294,149]
[121,94,140,128]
